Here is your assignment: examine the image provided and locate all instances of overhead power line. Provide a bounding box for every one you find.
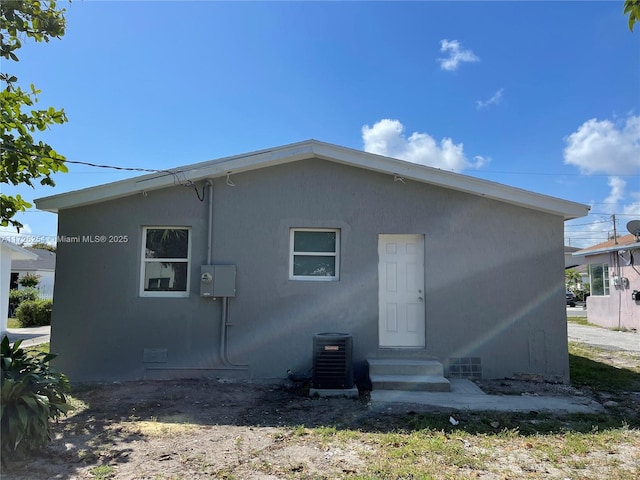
[566,219,612,227]
[2,146,178,175]
[63,159,175,174]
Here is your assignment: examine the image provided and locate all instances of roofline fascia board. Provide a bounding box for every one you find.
[0,241,39,260]
[572,241,640,257]
[134,144,316,191]
[35,141,320,212]
[11,268,56,272]
[309,142,590,220]
[35,178,154,213]
[34,139,590,219]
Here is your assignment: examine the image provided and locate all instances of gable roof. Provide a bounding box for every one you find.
[565,245,583,269]
[11,247,56,272]
[573,233,640,257]
[35,139,590,220]
[0,242,39,261]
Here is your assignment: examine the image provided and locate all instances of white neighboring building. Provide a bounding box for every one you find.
[11,247,56,300]
[1,242,38,337]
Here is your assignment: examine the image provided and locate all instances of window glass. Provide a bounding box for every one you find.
[293,255,336,277]
[290,229,339,281]
[294,231,336,253]
[141,227,190,296]
[145,228,189,259]
[589,263,609,296]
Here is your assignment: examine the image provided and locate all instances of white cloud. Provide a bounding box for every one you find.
[0,224,32,236]
[362,119,487,171]
[565,176,640,248]
[603,178,640,230]
[472,155,490,168]
[622,192,640,217]
[476,88,504,109]
[438,39,480,71]
[565,177,640,248]
[604,176,626,207]
[0,223,35,247]
[563,115,640,175]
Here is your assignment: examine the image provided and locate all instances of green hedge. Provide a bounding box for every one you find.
[1,336,70,456]
[8,288,39,310]
[14,299,52,327]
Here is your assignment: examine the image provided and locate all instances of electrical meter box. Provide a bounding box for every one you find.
[200,265,236,298]
[200,265,215,297]
[213,264,236,297]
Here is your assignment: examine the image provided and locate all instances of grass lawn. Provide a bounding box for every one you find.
[310,344,640,479]
[568,315,637,333]
[23,342,50,355]
[569,341,640,390]
[7,339,639,479]
[567,315,590,325]
[7,317,20,329]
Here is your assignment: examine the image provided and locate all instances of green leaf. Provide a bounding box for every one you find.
[15,404,29,429]
[1,0,68,229]
[21,394,40,413]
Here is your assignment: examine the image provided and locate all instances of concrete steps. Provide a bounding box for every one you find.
[368,358,451,392]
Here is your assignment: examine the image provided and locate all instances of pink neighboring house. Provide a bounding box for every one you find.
[574,233,640,331]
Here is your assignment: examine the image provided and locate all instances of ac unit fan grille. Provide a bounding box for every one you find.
[312,333,353,389]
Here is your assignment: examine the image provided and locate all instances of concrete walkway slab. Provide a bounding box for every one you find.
[370,379,603,413]
[4,326,51,347]
[567,323,640,353]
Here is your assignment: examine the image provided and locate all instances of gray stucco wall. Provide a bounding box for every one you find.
[50,158,569,382]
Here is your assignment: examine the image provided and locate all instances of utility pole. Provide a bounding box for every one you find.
[612,214,618,244]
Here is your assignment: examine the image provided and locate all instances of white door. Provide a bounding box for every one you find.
[378,234,425,348]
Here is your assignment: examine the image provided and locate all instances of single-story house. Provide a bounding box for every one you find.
[35,140,590,384]
[573,233,640,331]
[565,245,582,269]
[1,242,39,337]
[11,247,56,300]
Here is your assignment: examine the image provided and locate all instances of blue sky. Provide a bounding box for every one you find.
[2,0,639,248]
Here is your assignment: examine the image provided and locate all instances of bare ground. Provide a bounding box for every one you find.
[3,380,380,479]
[2,374,639,480]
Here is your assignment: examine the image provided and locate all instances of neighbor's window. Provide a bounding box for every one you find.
[290,228,340,281]
[589,263,609,296]
[141,227,191,297]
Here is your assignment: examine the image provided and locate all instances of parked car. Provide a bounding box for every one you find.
[566,291,576,307]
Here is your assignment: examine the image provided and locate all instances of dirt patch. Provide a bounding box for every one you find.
[1,378,636,479]
[2,380,379,479]
[474,377,585,397]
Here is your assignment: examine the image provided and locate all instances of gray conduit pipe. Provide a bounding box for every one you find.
[205,179,246,369]
[223,297,247,367]
[205,180,213,265]
[220,295,230,366]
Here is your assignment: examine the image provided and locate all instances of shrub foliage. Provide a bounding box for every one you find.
[15,299,52,327]
[8,288,38,311]
[0,336,70,458]
[18,273,40,288]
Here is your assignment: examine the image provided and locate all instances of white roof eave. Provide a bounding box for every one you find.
[573,241,640,257]
[0,241,39,260]
[35,140,590,220]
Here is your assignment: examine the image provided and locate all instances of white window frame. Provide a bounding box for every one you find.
[140,226,191,297]
[589,263,610,296]
[289,228,340,281]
